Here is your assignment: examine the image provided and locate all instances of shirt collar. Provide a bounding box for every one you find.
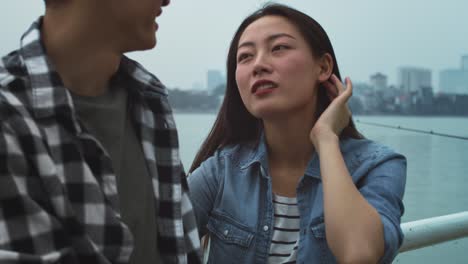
[240,132,322,180]
[239,133,269,173]
[19,17,71,120]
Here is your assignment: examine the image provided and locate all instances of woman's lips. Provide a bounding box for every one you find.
[251,80,278,95]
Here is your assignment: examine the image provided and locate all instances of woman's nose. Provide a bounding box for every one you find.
[253,54,272,76]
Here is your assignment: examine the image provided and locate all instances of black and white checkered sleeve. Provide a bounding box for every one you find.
[181,174,202,264]
[0,121,79,264]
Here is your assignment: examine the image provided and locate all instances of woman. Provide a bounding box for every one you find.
[188,4,406,264]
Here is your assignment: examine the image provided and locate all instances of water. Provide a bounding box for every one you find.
[174,114,468,264]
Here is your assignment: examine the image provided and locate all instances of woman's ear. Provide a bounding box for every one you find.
[317,53,334,83]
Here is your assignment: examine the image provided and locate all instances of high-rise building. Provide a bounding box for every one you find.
[370,72,388,90]
[207,70,224,92]
[439,56,468,95]
[398,67,432,93]
[461,55,468,71]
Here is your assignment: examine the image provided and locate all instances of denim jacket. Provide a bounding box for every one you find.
[188,136,406,264]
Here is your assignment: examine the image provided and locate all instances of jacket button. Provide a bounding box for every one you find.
[263,225,269,231]
[223,230,229,236]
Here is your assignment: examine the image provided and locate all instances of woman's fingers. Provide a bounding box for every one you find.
[323,81,338,100]
[342,77,353,100]
[330,74,344,94]
[324,75,353,102]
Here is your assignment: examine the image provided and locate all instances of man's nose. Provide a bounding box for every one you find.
[162,0,170,7]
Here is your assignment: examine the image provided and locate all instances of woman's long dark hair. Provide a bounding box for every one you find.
[189,4,363,173]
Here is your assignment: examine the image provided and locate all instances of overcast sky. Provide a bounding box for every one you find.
[1,1,467,91]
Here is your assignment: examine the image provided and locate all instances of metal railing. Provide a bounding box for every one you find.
[202,211,468,263]
[399,211,468,252]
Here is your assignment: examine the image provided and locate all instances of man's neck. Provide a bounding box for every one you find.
[42,10,121,97]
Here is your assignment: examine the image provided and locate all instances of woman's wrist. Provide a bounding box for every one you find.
[310,128,339,153]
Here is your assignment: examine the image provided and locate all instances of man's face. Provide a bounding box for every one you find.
[95,0,171,52]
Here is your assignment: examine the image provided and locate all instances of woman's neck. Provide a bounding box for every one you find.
[263,113,316,169]
[263,112,317,197]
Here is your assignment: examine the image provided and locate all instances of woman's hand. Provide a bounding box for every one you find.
[310,74,353,150]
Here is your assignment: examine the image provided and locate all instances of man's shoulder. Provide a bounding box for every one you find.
[0,50,33,124]
[120,56,168,97]
[1,50,28,87]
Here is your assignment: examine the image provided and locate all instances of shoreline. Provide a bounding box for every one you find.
[173,109,468,118]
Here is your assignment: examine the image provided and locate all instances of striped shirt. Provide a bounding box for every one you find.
[268,194,300,264]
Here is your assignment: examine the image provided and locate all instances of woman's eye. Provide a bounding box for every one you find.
[272,45,289,52]
[237,53,252,62]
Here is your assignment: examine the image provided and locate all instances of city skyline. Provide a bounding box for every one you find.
[197,55,468,95]
[1,1,467,90]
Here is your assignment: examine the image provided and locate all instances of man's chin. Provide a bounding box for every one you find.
[140,35,157,50]
[124,37,157,53]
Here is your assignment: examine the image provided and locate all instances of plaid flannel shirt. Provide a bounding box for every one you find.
[0,18,201,264]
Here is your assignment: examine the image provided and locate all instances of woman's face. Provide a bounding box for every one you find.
[235,15,323,120]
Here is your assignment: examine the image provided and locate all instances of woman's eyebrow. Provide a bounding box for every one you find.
[238,33,296,49]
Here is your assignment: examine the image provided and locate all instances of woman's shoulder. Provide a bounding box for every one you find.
[189,142,260,188]
[197,141,259,170]
[339,138,406,182]
[340,137,405,164]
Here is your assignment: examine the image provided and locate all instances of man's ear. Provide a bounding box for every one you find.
[317,53,334,83]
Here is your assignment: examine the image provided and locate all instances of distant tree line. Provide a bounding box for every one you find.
[168,83,467,116]
[167,84,226,112]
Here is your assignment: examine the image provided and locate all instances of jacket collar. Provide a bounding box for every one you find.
[240,132,322,180]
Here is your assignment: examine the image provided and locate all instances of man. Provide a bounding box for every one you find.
[0,0,201,263]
